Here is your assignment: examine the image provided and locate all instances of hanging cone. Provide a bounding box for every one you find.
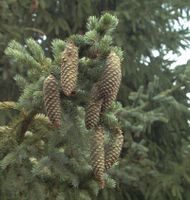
[85,84,103,129]
[90,126,105,189]
[97,51,121,101]
[43,75,62,128]
[61,42,79,96]
[105,127,124,171]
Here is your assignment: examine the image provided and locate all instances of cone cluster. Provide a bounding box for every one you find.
[84,51,122,188]
[61,42,79,96]
[43,75,62,128]
[42,42,123,189]
[43,42,79,128]
[85,51,121,129]
[90,126,124,188]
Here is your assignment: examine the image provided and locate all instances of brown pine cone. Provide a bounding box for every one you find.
[97,51,121,102]
[90,126,105,189]
[85,84,103,129]
[61,42,79,96]
[43,75,62,128]
[105,127,124,171]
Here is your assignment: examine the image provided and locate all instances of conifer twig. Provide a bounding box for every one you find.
[16,109,38,144]
[24,27,45,35]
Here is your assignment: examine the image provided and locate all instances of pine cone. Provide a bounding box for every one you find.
[43,75,62,128]
[100,52,121,111]
[85,84,102,129]
[98,52,121,102]
[61,42,79,96]
[90,126,105,189]
[105,127,124,171]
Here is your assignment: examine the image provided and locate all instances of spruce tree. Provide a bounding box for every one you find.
[0,1,190,200]
[0,14,125,199]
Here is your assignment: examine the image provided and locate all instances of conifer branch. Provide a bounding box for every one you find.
[16,109,38,143]
[0,101,17,110]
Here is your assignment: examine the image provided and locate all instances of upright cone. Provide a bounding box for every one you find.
[90,126,105,189]
[98,51,121,108]
[85,84,102,129]
[43,75,62,128]
[105,127,124,171]
[61,42,79,96]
